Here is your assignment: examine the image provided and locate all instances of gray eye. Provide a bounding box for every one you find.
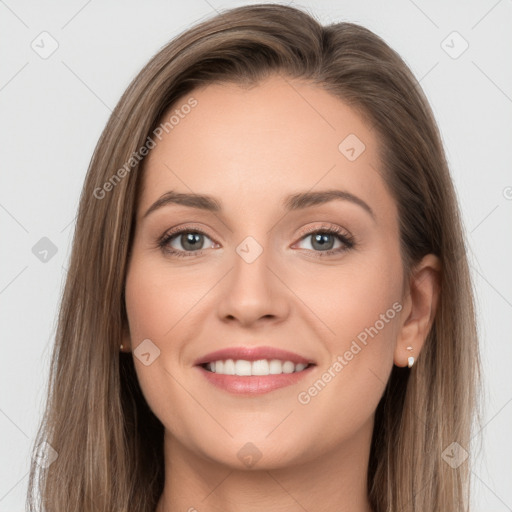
[297,232,343,252]
[170,232,214,252]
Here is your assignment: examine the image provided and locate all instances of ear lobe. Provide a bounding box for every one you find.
[394,254,441,367]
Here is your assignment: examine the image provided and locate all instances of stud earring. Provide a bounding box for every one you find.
[406,345,414,368]
[120,344,124,350]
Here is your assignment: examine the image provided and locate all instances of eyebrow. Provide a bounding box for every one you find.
[143,189,376,221]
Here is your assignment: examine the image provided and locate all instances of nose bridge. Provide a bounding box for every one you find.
[236,234,270,283]
[232,232,274,300]
[216,231,289,325]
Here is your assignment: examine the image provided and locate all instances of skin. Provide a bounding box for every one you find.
[121,74,441,512]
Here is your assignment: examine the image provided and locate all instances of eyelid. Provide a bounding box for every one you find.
[159,223,217,242]
[294,222,351,239]
[159,222,349,243]
[297,222,354,240]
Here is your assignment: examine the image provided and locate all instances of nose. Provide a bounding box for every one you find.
[216,239,290,328]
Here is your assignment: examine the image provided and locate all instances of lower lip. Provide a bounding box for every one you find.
[196,364,316,395]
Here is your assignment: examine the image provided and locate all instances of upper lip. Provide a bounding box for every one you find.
[194,346,316,366]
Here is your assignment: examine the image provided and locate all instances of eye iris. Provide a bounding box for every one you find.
[181,232,203,251]
[311,232,334,251]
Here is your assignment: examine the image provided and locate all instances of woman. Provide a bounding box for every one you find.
[27,4,481,511]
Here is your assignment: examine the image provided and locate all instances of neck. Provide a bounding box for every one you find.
[156,416,375,512]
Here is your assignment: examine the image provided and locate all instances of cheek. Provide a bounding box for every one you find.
[339,267,400,353]
[290,251,402,354]
[124,256,201,342]
[294,251,402,429]
[123,257,195,438]
[290,250,402,405]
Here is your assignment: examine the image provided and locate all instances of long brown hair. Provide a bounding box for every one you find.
[27,4,481,511]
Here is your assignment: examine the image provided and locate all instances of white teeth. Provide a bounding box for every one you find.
[205,358,310,376]
[223,359,235,375]
[252,359,269,375]
[235,360,252,376]
[269,359,284,374]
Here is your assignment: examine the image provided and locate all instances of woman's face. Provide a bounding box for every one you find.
[123,74,407,469]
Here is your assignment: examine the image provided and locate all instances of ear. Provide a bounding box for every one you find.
[394,253,441,367]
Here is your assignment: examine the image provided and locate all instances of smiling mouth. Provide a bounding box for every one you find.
[200,359,315,376]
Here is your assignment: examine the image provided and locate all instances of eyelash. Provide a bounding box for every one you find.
[157,224,356,259]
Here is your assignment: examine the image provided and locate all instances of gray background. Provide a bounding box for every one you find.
[1,0,511,510]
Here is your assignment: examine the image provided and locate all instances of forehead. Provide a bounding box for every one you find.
[139,74,394,222]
